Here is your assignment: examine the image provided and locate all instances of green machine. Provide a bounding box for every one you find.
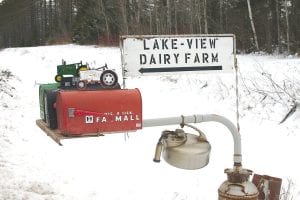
[54,60,88,82]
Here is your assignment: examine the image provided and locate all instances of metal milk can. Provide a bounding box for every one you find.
[218,168,259,200]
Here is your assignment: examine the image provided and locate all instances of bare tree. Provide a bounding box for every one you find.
[154,0,160,34]
[265,0,272,53]
[276,0,281,48]
[246,0,259,51]
[119,0,128,35]
[174,0,178,34]
[219,0,223,32]
[284,0,290,54]
[203,0,208,34]
[196,0,202,33]
[99,0,110,42]
[166,0,171,34]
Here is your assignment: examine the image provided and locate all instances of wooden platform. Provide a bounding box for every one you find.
[36,119,104,145]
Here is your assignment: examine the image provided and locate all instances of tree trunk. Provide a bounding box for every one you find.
[149,9,153,34]
[154,0,160,34]
[197,0,202,34]
[275,0,281,52]
[167,0,171,34]
[120,0,128,35]
[265,0,272,53]
[100,0,110,43]
[189,0,193,33]
[285,0,290,54]
[48,0,52,35]
[203,0,208,34]
[246,0,259,51]
[219,0,223,32]
[174,1,178,34]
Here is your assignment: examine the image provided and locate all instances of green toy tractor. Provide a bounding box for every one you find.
[54,60,88,82]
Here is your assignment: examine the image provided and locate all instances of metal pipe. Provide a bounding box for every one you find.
[143,114,242,166]
[153,142,163,163]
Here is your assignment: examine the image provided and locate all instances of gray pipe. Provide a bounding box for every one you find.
[143,114,242,166]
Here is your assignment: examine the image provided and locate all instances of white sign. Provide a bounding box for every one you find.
[120,34,236,77]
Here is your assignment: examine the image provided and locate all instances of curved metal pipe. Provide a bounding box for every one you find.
[143,114,242,166]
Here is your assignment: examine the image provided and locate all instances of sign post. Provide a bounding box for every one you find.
[120,34,236,77]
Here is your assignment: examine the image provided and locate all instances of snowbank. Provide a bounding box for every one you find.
[0,45,299,199]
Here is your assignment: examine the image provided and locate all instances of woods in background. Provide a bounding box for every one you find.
[0,0,299,54]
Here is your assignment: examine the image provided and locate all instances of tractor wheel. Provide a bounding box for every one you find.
[55,75,62,82]
[100,70,118,88]
[77,65,88,75]
[77,80,86,90]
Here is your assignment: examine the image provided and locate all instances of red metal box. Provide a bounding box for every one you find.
[56,89,142,136]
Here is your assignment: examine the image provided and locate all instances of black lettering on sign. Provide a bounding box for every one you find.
[202,53,209,63]
[150,54,156,64]
[159,54,162,64]
[186,38,218,49]
[209,38,217,48]
[187,39,193,49]
[185,53,191,63]
[212,53,218,62]
[194,53,200,63]
[201,38,207,49]
[174,53,179,63]
[162,39,168,50]
[153,39,159,50]
[143,40,150,50]
[139,52,219,65]
[172,39,178,49]
[140,54,146,64]
[143,37,219,51]
[164,54,170,64]
[144,39,180,50]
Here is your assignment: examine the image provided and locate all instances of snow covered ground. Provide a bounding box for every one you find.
[0,44,299,200]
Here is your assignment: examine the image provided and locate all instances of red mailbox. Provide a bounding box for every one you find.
[56,89,142,136]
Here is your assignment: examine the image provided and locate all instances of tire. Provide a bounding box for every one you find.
[100,70,118,88]
[45,89,58,129]
[77,80,86,89]
[55,74,62,82]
